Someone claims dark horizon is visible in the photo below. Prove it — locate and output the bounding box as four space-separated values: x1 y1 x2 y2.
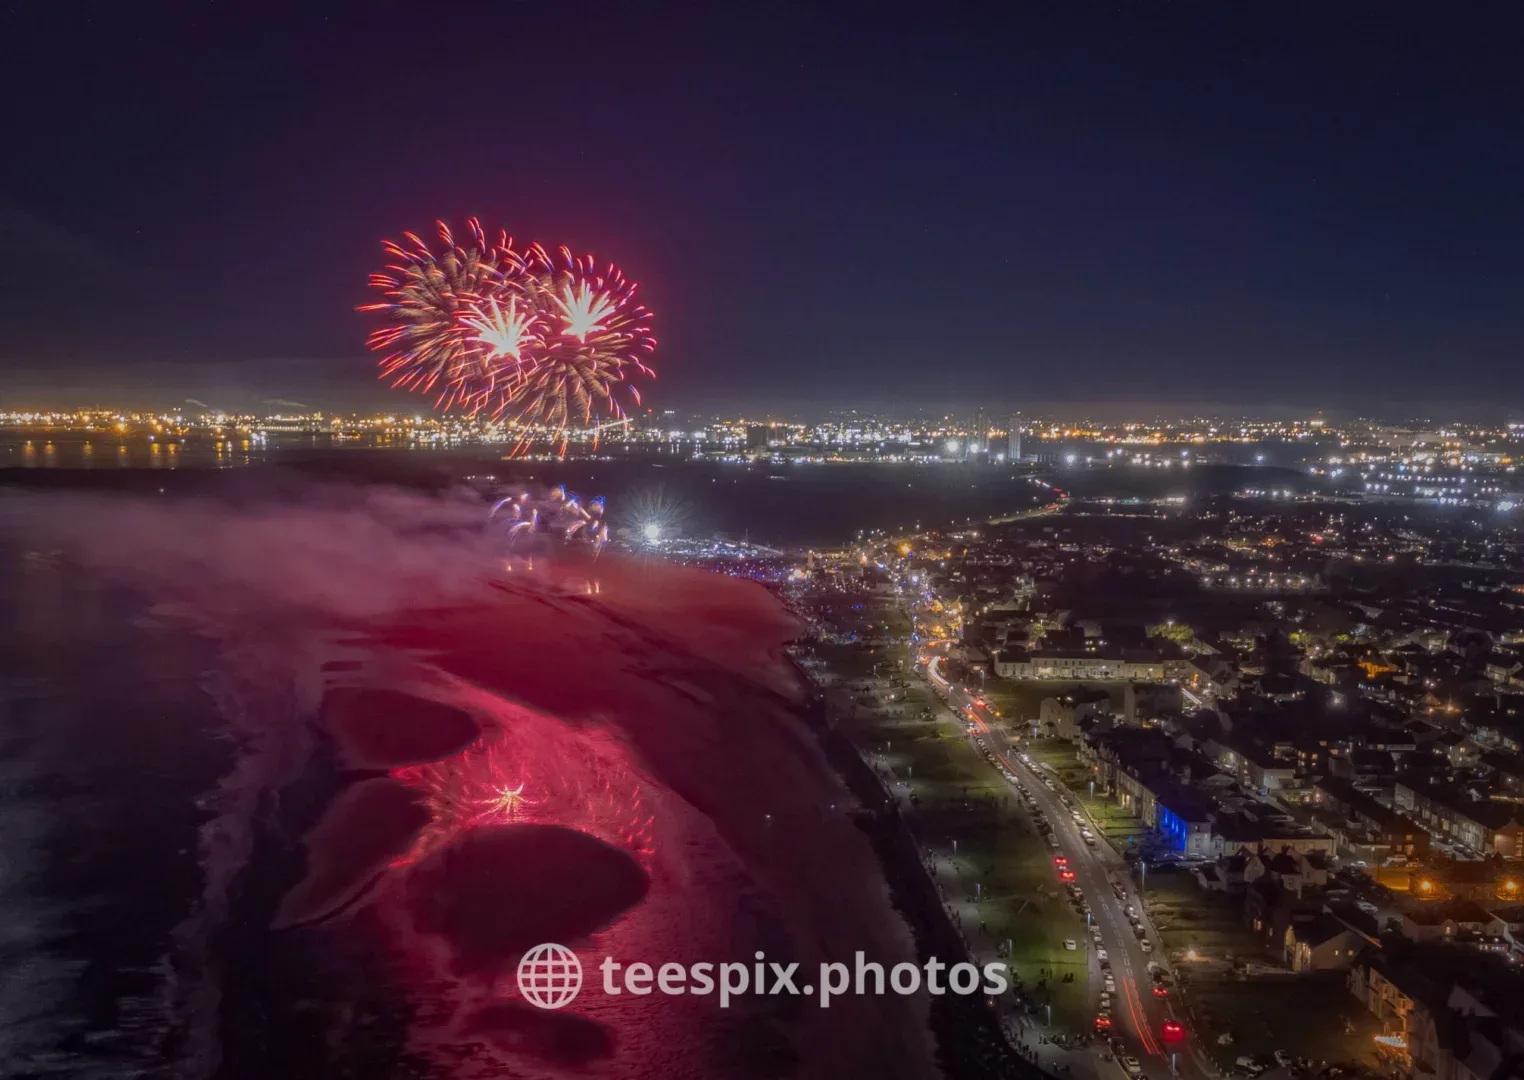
3 3 1523 411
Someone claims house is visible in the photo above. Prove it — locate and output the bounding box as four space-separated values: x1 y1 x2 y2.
1397 781 1524 858
1286 913 1369 972
1207 735 1300 792
1039 690 1113 739
1349 958 1433 1041
1218 847 1266 890
1262 846 1331 895
1313 778 1432 858
1398 900 1496 944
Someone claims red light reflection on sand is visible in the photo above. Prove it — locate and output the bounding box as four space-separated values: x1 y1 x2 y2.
390 722 655 868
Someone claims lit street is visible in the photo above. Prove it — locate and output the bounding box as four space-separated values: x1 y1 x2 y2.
897 572 1211 1080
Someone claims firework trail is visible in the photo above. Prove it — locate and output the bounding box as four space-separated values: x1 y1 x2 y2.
360 220 655 454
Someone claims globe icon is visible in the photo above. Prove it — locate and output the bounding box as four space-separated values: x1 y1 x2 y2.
516 943 583 1009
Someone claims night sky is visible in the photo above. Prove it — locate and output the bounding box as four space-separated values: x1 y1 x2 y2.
2 2 1523 414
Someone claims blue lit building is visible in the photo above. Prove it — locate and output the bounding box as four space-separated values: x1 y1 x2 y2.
1155 796 1214 856
1117 767 1216 856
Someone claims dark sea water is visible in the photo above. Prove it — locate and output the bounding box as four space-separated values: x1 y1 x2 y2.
0 554 229 1076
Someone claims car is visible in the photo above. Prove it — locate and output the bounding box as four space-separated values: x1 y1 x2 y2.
1104 978 1116 992
1099 957 1111 971
1153 985 1168 997
1095 1014 1112 1030
1096 948 1109 962
1356 901 1378 915
1140 939 1153 953
1122 1057 1143 1076
1060 870 1076 882
1084 836 1097 847
1274 1050 1292 1068
1125 905 1136 918
1063 939 1078 951
1054 855 1069 867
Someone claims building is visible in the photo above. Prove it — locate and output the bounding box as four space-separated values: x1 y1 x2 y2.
1286 913 1370 972
1206 736 1299 792
1312 778 1432 859
1396 900 1496 944
1349 958 1430 1047
995 648 1165 681
1396 781 1524 858
1113 772 1216 856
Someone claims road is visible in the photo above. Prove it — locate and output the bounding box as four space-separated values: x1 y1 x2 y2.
921 656 1214 1080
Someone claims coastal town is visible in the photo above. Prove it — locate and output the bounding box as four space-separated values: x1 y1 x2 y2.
792 483 1524 1080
